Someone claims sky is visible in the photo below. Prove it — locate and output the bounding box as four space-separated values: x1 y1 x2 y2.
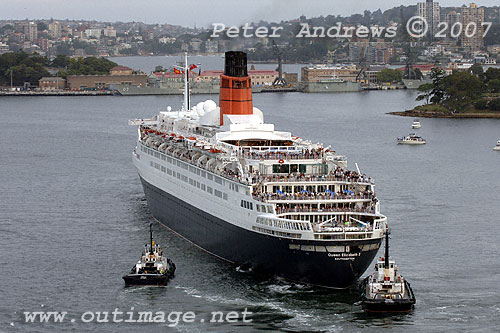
0 0 498 27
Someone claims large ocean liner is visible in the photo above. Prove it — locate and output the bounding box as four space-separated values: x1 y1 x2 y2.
129 51 388 288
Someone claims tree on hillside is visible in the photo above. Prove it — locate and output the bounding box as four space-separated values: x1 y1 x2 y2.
469 63 484 78
488 98 500 111
416 83 433 104
440 71 486 111
429 67 446 104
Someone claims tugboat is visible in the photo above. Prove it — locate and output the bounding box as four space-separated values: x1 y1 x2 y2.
360 230 416 312
397 133 426 145
411 119 421 129
123 223 176 286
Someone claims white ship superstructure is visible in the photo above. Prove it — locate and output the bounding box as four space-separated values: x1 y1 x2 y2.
129 52 387 288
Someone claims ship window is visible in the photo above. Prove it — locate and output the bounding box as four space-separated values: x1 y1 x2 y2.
167 157 172 163
290 164 298 173
299 164 307 173
172 171 176 177
182 175 188 182
161 155 166 161
197 169 201 176
176 160 180 167
201 171 206 178
266 206 273 213
249 202 253 210
207 186 213 194
167 168 172 175
161 166 166 172
214 189 222 198
150 161 154 167
207 174 213 181
177 173 181 179
223 193 228 200
294 186 303 193
214 176 222 185
319 163 328 174
196 181 201 188
182 163 188 170
272 164 289 173
201 184 206 191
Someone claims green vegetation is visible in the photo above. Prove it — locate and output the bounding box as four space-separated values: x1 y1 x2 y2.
56 57 117 78
376 68 402 83
0 52 118 87
0 51 50 86
416 67 500 113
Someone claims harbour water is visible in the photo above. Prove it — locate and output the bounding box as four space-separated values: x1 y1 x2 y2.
1 88 500 332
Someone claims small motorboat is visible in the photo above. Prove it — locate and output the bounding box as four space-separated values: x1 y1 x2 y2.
397 133 426 145
360 230 416 312
493 140 500 151
123 223 176 286
411 119 421 129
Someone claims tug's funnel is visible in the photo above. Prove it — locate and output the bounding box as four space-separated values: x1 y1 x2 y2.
219 51 253 125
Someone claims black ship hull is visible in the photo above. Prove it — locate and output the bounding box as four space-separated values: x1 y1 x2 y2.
361 300 415 312
140 177 381 288
123 274 170 286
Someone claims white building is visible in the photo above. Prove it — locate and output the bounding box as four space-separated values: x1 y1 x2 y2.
0 42 9 54
159 36 176 44
84 28 102 39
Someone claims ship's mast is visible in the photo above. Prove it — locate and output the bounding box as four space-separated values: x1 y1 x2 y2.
150 223 153 254
183 52 190 111
384 228 390 269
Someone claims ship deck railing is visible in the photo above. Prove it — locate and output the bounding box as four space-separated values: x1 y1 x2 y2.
239 150 323 161
253 192 375 203
256 174 374 185
275 207 376 215
254 213 386 240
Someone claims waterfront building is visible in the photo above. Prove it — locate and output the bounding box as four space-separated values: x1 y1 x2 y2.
38 77 66 91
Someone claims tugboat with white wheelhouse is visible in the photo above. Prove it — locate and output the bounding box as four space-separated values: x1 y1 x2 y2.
360 230 415 312
123 223 176 286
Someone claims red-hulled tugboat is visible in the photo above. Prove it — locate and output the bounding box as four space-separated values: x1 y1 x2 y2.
360 230 415 312
123 223 175 286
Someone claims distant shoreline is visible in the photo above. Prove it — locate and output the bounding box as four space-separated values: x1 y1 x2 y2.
388 109 500 119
